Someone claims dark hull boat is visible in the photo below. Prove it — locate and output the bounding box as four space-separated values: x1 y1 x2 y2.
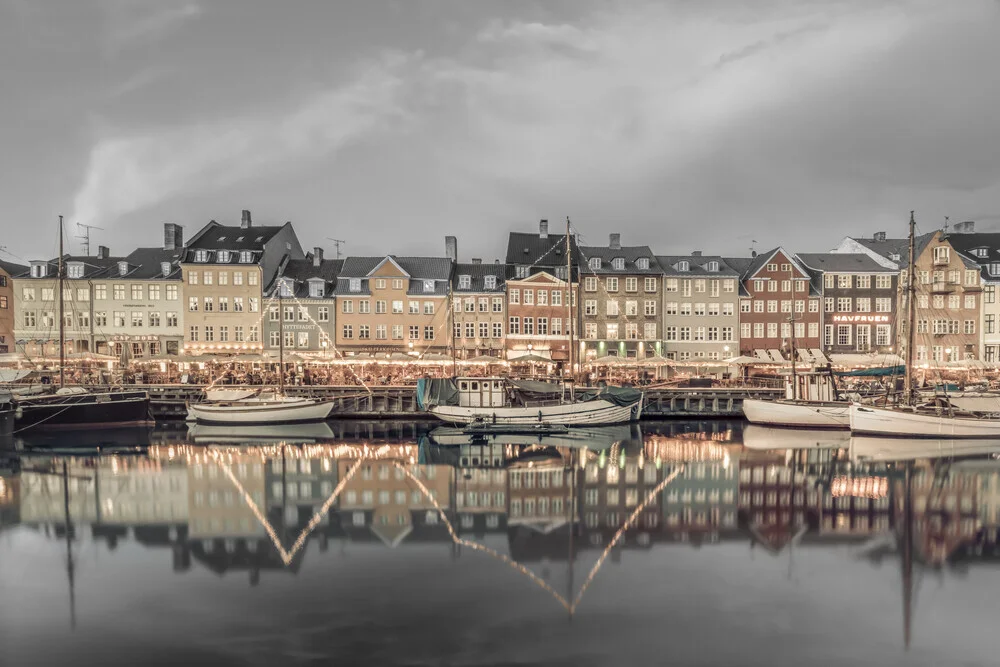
0 394 14 437
15 390 152 432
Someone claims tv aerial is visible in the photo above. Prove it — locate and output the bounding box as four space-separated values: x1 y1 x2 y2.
76 223 104 256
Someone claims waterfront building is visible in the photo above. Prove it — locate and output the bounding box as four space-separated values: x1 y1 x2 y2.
333 249 453 357
187 452 267 540
263 248 342 356
655 253 741 362
941 224 1000 362
503 220 582 364
733 248 823 358
0 259 27 355
451 257 509 360
88 226 186 358
180 210 304 356
14 245 126 357
660 458 738 539
266 451 338 529
508 453 575 534
794 253 899 356
577 235 663 361
835 227 984 362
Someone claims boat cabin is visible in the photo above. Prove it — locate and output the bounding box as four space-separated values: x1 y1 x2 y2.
456 378 508 407
785 370 838 402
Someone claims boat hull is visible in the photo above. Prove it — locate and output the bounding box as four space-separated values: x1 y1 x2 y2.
850 435 1000 461
186 398 335 425
428 397 643 426
15 391 151 431
429 424 636 449
849 404 1000 438
742 398 850 429
742 424 851 450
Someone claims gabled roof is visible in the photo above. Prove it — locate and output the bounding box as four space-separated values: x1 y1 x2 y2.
0 259 28 277
504 231 586 269
795 253 895 274
577 245 661 274
656 255 740 278
741 247 811 280
184 220 286 251
722 257 753 275
452 262 510 293
17 254 127 279
121 247 184 280
847 232 936 265
272 258 344 298
334 256 453 296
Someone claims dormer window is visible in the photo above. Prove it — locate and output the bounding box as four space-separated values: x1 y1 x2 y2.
975 248 989 258
30 263 47 278
217 250 231 263
589 257 602 270
636 258 650 270
278 279 293 297
255 236 264 242
160 262 171 277
349 278 362 292
239 251 253 263
423 279 435 293
308 280 324 298
66 263 84 279
676 261 689 272
890 253 901 262
516 266 529 278
458 275 471 289
612 258 625 271
217 236 227 242
118 261 129 276
555 266 567 280
484 275 497 289
194 250 209 262
706 261 720 272
235 236 244 242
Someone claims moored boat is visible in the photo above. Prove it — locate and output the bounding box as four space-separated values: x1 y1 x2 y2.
849 402 1000 439
185 393 335 425
742 424 851 450
15 388 152 431
420 377 643 427
743 398 850 429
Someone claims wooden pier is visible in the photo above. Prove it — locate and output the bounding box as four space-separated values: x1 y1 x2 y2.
134 384 781 420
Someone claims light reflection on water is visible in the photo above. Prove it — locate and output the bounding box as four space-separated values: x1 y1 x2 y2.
2 420 999 666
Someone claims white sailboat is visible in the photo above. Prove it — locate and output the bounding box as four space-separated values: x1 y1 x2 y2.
185 283 334 425
848 212 1000 439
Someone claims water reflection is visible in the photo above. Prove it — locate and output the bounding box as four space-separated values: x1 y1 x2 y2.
3 420 1000 660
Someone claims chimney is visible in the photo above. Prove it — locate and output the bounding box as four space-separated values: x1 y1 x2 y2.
539 219 549 238
445 235 458 262
312 247 324 268
692 250 702 257
472 258 482 264
873 231 886 242
953 221 975 234
609 233 621 250
163 223 183 251
241 209 252 229
97 245 109 259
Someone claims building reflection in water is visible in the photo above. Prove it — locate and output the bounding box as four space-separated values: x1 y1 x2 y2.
5 422 1000 645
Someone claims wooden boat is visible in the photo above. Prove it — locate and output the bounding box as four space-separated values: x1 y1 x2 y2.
743 397 849 429
850 434 1000 461
186 391 334 425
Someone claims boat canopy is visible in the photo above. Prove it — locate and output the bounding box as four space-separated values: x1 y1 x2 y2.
416 378 461 410
417 377 642 409
835 365 905 377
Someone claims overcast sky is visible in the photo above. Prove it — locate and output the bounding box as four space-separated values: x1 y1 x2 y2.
2 0 1000 264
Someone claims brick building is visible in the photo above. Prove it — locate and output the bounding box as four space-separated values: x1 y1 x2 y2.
452 259 509 359
734 248 822 358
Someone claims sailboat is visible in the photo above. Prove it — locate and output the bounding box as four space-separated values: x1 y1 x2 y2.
423 218 644 427
15 217 152 432
849 212 1000 438
185 281 335 425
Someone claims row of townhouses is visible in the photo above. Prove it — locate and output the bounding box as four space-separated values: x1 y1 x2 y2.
1 213 997 365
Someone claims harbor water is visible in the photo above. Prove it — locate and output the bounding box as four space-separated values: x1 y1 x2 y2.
1 420 998 667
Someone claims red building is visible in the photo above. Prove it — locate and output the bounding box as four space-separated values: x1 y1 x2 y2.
734 248 823 357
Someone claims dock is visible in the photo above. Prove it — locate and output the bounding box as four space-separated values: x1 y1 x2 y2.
132 384 781 420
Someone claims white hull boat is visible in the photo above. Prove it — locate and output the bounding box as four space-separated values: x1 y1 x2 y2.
186 395 335 425
187 421 336 444
849 404 1000 439
742 424 851 450
429 398 642 427
742 398 850 429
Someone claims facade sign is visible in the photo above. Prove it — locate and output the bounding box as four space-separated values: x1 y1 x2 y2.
831 315 890 323
109 334 162 342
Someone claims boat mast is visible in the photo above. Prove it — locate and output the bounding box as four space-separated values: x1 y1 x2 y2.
278 282 285 395
788 263 798 400
566 217 575 401
62 461 77 629
58 215 65 388
448 277 457 377
904 212 917 406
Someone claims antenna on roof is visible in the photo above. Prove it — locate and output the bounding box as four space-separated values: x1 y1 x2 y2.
75 222 104 256
326 238 345 259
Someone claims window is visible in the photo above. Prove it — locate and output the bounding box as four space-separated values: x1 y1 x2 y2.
965 294 976 309
589 257 602 270
342 324 353 339
933 246 950 264
458 275 471 289
767 322 777 338
876 275 892 289
204 326 214 342
644 300 656 316
607 301 619 317
422 279 435 293
112 284 125 300
188 296 198 312
965 270 979 286
665 278 678 292
203 271 213 285
644 277 657 292
856 298 871 312
484 275 497 289
508 288 520 305
359 325 370 339
203 297 213 312
876 324 891 346
837 274 852 289
424 326 435 340
965 320 976 335
625 277 637 292
837 297 852 312
606 323 619 339
218 297 229 312
644 323 657 339
585 322 598 339
349 278 361 292
376 325 387 340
